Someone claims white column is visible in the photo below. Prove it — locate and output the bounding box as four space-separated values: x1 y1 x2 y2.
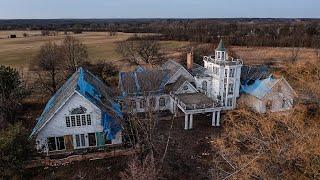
189 114 193 129
184 114 189 130
216 111 221 126
212 111 216 126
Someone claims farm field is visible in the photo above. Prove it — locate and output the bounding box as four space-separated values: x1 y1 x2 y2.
0 31 189 70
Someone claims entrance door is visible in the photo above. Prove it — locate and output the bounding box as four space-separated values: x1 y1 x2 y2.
88 133 97 147
74 134 86 148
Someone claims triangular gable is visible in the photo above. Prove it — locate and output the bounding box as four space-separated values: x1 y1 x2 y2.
31 68 122 140
176 81 198 94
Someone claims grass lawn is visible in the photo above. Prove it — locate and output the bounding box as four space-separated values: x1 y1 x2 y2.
0 31 189 69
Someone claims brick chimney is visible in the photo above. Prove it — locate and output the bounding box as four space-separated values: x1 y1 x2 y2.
187 50 194 70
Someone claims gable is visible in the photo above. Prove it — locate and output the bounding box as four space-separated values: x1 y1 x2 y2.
37 92 102 138
175 81 198 94
263 78 296 100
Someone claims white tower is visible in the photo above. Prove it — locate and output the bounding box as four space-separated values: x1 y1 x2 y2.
202 40 243 109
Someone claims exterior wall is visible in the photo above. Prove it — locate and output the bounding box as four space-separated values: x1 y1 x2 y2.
240 80 295 113
125 94 172 113
36 92 122 153
261 81 294 113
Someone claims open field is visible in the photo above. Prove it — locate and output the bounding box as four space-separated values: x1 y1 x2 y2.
0 31 189 70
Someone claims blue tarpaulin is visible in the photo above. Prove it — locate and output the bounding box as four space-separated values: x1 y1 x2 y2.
241 75 280 100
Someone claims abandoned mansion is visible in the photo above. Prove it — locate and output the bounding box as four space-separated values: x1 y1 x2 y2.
32 40 296 153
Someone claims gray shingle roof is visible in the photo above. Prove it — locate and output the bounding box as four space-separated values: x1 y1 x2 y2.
216 39 226 51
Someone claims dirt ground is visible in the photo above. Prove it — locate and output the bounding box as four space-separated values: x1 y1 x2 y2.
153 114 222 179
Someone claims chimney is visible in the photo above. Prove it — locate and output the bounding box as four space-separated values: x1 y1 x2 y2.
187 50 194 70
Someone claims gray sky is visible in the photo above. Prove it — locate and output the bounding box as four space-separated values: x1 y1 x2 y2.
0 0 319 19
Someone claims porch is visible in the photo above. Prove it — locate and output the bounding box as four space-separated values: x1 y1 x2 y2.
170 93 222 130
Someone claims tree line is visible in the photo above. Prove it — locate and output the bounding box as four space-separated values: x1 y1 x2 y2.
1 19 320 48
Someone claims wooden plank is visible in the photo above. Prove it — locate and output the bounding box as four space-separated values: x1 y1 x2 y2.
64 135 74 151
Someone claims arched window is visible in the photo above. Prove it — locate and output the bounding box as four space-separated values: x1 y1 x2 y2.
202 81 208 91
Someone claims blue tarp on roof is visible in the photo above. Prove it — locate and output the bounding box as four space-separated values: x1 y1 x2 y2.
241 75 280 100
31 67 122 141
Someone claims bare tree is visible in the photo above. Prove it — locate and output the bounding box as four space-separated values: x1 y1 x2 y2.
61 36 88 72
32 41 64 95
117 40 163 66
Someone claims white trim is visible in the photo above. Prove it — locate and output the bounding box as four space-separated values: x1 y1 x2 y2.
33 91 76 136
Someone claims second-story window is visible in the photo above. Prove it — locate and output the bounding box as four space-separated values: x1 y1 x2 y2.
229 68 235 78
228 84 234 94
66 114 92 127
159 97 166 107
202 81 208 91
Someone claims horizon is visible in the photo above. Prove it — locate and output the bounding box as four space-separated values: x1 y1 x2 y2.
1 0 320 19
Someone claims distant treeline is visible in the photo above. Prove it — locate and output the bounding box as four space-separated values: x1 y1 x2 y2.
1 18 320 48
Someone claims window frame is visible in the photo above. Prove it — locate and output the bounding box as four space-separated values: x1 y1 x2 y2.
159 97 166 107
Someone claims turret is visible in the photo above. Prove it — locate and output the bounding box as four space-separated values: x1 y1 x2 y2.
215 39 226 61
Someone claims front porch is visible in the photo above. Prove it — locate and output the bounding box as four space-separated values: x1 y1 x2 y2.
170 93 222 130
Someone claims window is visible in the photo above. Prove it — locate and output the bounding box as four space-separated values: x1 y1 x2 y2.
87 115 91 125
140 99 146 108
130 100 136 109
66 114 91 127
71 116 76 127
227 98 233 107
47 137 56 151
80 134 86 146
229 68 235 78
159 97 166 107
217 52 221 59
47 137 65 151
75 135 81 147
202 81 208 91
56 137 65 150
65 117 70 127
282 98 287 108
149 97 156 107
183 85 188 90
81 115 86 125
88 133 96 147
76 115 81 126
228 84 234 94
225 69 228 77
222 52 225 59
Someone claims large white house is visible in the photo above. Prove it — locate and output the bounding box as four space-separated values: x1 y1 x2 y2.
31 68 123 153
119 40 243 129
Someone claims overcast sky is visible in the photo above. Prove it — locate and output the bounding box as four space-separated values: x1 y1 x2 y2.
0 0 319 19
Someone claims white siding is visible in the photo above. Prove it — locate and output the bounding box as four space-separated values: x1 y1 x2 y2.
36 92 122 152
